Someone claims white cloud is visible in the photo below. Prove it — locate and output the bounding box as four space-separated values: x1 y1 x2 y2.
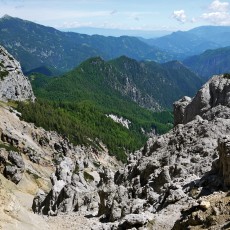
209 0 229 12
202 11 230 25
172 10 187 23
190 17 197 23
202 0 230 25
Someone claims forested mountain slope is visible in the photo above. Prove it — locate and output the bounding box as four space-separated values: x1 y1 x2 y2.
183 46 230 79
0 15 169 73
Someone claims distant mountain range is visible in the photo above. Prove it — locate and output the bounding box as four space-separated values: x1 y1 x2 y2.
1 15 229 80
0 15 171 73
183 46 230 79
61 27 171 38
142 26 230 59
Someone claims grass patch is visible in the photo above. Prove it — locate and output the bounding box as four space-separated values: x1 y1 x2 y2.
26 169 41 180
0 142 19 153
93 161 100 168
73 164 80 174
223 73 230 79
0 70 9 80
84 171 94 182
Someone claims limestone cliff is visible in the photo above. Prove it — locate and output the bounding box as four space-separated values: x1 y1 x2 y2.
0 45 35 102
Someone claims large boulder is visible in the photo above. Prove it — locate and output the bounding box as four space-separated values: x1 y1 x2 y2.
3 151 25 184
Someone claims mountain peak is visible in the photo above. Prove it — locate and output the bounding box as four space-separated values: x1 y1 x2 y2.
1 14 12 19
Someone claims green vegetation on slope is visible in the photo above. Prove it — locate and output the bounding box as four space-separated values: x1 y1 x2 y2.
16 56 177 162
17 99 173 162
183 47 230 79
109 56 203 108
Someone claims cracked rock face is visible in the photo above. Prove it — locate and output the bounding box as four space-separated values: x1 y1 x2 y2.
0 45 35 102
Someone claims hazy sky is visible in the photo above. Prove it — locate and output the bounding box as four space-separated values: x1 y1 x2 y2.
0 0 230 32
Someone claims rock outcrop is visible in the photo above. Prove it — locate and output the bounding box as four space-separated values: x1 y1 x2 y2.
217 136 230 187
174 74 230 125
33 156 100 216
3 151 25 184
0 45 35 101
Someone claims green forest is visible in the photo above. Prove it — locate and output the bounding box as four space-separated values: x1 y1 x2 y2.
17 57 175 162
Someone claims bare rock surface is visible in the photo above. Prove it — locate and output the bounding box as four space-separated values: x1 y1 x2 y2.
0 45 35 102
174 74 230 125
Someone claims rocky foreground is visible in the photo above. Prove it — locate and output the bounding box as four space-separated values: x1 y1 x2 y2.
1 44 230 229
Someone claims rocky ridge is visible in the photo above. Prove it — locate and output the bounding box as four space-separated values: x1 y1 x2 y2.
0 45 35 102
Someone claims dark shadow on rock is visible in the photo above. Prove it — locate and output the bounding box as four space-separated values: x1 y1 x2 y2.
221 222 230 229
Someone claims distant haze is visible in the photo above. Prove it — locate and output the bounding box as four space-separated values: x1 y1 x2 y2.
60 27 172 38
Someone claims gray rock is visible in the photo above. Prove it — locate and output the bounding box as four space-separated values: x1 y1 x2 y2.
118 214 148 229
3 151 25 184
216 136 230 186
0 45 35 102
4 165 23 184
8 151 25 168
33 157 100 216
174 75 230 125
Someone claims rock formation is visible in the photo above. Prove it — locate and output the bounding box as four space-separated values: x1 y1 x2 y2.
0 45 35 102
174 74 230 125
217 136 230 187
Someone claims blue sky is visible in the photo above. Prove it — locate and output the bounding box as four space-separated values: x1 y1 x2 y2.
0 0 230 33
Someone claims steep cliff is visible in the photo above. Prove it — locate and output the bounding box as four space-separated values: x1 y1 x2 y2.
0 45 35 102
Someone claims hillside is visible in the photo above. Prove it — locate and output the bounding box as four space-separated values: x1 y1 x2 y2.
0 15 169 73
31 56 202 110
183 46 230 79
23 56 181 161
109 57 203 108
